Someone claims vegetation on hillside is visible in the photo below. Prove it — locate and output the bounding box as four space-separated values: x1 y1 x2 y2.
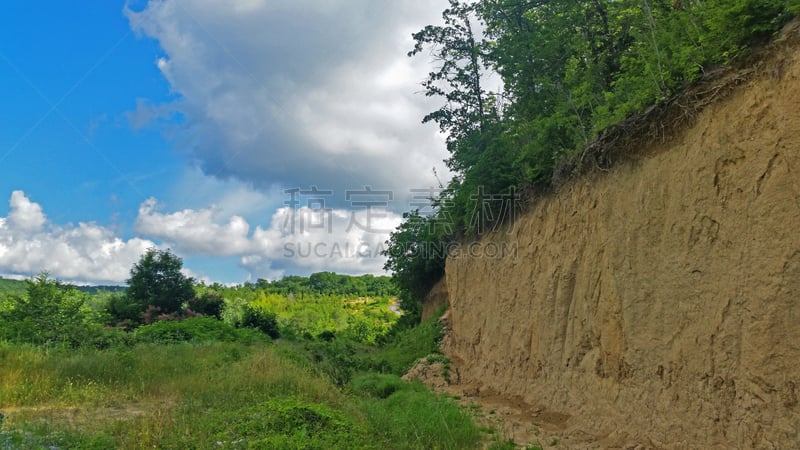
0 250 402 348
0 337 485 449
385 0 800 313
0 251 517 448
2 3 797 447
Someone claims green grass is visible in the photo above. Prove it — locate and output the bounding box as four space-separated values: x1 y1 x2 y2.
0 338 483 449
360 382 482 449
365 314 445 375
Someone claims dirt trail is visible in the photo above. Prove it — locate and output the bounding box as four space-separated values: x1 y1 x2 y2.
406 325 602 449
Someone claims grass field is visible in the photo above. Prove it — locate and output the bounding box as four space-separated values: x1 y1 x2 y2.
0 331 490 449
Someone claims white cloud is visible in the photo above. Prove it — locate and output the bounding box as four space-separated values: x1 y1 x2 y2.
245 205 402 278
8 190 46 232
125 0 451 205
0 191 156 284
134 197 403 280
165 166 280 219
0 191 401 284
135 197 253 256
6 2 456 283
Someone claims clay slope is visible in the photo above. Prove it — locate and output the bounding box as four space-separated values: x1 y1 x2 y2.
440 25 800 449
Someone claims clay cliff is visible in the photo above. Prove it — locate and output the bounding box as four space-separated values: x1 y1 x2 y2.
438 24 800 449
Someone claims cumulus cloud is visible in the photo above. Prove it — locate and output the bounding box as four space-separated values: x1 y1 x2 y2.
135 198 253 256
244 205 403 278
8 191 46 232
0 191 155 284
0 190 401 284
135 197 403 279
125 0 450 206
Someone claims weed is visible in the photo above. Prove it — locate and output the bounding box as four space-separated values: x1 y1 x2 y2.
349 373 405 399
488 438 518 450
0 338 481 449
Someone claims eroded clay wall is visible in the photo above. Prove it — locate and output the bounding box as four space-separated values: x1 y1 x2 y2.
442 32 800 449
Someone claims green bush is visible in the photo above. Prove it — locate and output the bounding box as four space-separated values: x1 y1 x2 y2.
241 306 281 339
104 292 141 328
193 396 367 449
0 274 100 347
188 291 224 318
366 315 444 375
349 373 405 399
134 316 261 344
306 338 361 387
81 326 135 350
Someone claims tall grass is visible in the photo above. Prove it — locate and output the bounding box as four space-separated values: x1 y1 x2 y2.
0 338 483 449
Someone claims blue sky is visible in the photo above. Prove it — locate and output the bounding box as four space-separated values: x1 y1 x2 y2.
1 1 175 221
0 1 450 285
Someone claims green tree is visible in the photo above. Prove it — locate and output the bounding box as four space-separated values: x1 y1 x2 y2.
0 273 92 345
383 211 447 319
409 0 499 173
388 0 798 322
125 248 195 320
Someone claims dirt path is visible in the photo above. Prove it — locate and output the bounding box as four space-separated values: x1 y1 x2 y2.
403 359 614 449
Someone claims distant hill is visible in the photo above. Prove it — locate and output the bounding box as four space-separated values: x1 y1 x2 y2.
0 277 26 296
75 285 126 294
0 277 125 296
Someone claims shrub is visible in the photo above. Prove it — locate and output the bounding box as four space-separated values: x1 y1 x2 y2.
207 397 363 449
104 293 142 328
0 274 99 347
188 292 224 319
306 338 361 387
240 306 281 339
134 317 260 344
366 315 444 375
349 373 405 399
124 248 195 322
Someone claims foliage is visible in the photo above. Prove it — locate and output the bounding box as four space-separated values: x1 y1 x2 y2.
349 373 405 399
252 272 397 297
0 274 98 347
133 316 263 344
211 397 363 449
240 306 281 339
386 0 800 317
366 314 445 375
306 313 445 386
409 0 499 168
187 291 224 319
307 337 360 387
121 248 195 323
0 277 26 296
383 211 447 317
104 292 143 328
214 282 399 343
0 340 483 449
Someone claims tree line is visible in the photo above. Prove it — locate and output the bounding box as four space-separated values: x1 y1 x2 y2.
0 249 399 347
385 0 800 315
